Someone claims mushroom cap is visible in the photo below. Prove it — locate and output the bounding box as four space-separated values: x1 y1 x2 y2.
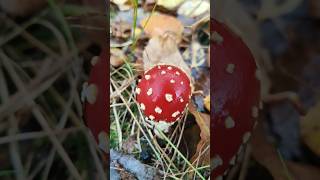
136 64 191 123
83 50 108 144
211 19 260 178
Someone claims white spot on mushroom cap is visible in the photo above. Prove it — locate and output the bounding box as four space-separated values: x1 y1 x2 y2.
252 106 259 118
211 155 223 170
212 31 224 44
167 66 172 70
170 79 175 83
140 103 145 110
225 116 235 129
149 115 155 120
155 107 162 114
145 74 151 80
161 70 166 75
226 64 235 74
90 56 99 66
82 83 98 104
180 98 184 103
229 156 236 165
135 87 141 95
175 71 180 75
180 81 184 85
165 94 173 102
171 111 180 118
147 88 153 96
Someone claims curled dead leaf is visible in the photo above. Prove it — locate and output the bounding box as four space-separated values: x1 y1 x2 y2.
177 0 210 18
142 34 191 78
188 103 210 170
140 13 184 43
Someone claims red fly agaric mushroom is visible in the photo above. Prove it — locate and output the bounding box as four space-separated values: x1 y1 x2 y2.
211 19 261 179
82 49 108 153
136 64 191 133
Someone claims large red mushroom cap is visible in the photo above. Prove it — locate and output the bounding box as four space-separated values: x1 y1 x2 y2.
136 64 191 124
211 19 261 179
82 50 108 152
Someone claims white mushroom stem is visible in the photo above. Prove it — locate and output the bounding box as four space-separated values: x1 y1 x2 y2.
145 119 175 138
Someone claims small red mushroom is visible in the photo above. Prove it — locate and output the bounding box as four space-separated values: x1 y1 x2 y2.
211 19 261 179
82 49 108 153
136 64 192 132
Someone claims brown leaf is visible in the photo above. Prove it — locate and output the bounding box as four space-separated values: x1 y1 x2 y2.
140 14 184 43
189 103 209 141
188 103 210 167
142 34 191 78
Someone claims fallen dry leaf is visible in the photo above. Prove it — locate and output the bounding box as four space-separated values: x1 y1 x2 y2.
177 0 210 18
142 34 191 77
188 103 210 166
301 101 320 156
140 13 184 43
